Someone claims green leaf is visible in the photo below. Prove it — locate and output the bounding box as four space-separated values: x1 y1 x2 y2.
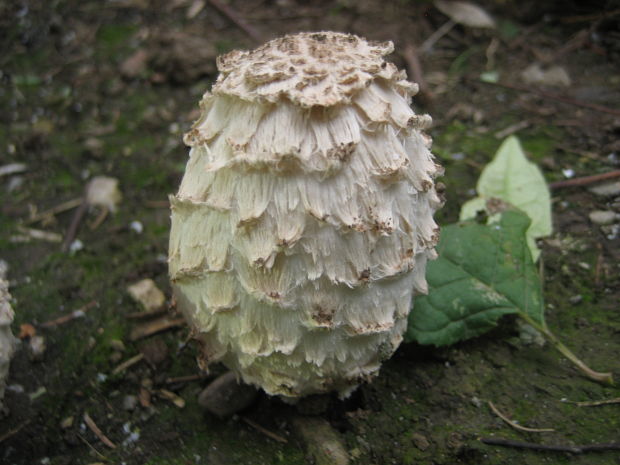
405 210 545 346
460 136 552 261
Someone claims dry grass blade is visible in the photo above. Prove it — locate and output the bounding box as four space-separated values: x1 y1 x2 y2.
242 417 288 444
575 397 620 407
488 401 554 433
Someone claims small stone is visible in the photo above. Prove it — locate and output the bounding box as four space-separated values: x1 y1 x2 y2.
129 220 143 234
123 394 138 411
293 416 350 465
569 294 583 305
589 181 620 197
198 371 258 418
470 396 482 408
411 432 430 451
29 335 46 360
127 279 165 312
60 416 74 429
109 339 126 352
589 210 618 225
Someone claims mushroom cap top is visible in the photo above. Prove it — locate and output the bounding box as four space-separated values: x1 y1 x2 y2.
213 31 416 107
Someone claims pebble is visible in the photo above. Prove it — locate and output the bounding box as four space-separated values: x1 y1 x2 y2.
123 395 138 411
29 335 46 360
411 432 430 451
198 371 258 417
293 416 350 465
127 279 165 312
589 181 620 197
589 210 618 225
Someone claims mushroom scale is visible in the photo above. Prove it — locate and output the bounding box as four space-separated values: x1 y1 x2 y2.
169 32 443 398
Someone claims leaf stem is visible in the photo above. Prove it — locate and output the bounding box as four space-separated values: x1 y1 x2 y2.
519 314 614 385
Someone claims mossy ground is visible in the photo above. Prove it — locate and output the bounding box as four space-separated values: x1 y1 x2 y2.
1 1 619 464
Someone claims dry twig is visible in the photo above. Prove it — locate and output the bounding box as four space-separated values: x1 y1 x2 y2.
130 316 185 341
0 420 30 444
208 0 263 43
83 412 116 449
62 199 88 252
549 170 620 189
575 397 620 407
473 78 620 117
40 301 97 328
480 437 620 454
488 401 554 433
112 353 145 375
241 416 288 444
25 197 83 224
402 43 434 104
164 374 209 385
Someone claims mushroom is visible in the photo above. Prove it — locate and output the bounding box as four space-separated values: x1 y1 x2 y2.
0 261 16 408
169 32 444 398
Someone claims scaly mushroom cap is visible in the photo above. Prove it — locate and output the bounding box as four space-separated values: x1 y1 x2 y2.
169 32 443 398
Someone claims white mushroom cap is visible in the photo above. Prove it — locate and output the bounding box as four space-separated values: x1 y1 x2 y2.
211 32 417 108
170 32 443 398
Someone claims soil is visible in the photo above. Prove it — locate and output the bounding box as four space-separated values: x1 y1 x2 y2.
1 1 619 464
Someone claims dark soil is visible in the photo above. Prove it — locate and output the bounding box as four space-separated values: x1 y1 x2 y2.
1 1 619 464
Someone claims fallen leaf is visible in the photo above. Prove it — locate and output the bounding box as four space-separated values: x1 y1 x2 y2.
434 0 495 28
406 210 544 346
19 323 36 339
460 136 552 261
86 176 122 213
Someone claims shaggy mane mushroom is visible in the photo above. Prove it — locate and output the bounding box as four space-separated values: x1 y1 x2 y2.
169 31 443 398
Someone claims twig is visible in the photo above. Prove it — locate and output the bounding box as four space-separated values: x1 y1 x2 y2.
126 308 168 319
13 226 62 243
241 416 288 444
594 243 604 286
208 0 263 43
420 20 456 53
83 412 116 449
164 374 209 385
488 401 554 433
480 437 620 454
549 170 620 189
25 197 83 224
129 316 185 341
62 198 88 252
89 206 109 230
111 353 145 375
575 397 620 407
494 121 530 139
0 420 30 443
144 200 170 208
156 389 186 408
473 78 620 117
402 43 434 104
40 301 97 328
